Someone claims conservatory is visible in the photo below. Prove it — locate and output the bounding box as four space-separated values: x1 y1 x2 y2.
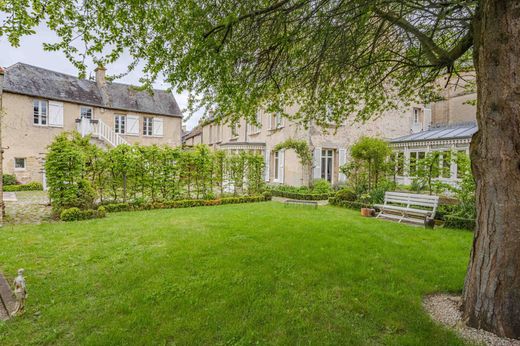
389 123 477 186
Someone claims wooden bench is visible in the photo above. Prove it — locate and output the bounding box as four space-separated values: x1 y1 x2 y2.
284 199 318 208
374 192 439 225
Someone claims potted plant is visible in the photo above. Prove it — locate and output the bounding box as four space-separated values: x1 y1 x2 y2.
359 193 375 217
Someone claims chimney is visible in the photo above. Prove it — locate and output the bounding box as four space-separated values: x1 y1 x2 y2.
95 65 106 88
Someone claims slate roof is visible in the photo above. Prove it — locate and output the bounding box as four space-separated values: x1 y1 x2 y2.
182 125 203 141
390 123 478 143
3 63 182 118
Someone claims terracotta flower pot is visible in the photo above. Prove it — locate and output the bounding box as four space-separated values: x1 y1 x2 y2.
361 207 375 217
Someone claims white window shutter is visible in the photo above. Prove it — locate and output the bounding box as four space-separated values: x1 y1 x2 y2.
48 101 64 127
153 118 164 136
264 149 271 182
313 147 322 179
127 115 139 135
338 149 347 182
279 149 285 184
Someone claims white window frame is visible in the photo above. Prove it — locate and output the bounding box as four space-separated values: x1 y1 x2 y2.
80 106 93 119
274 151 284 183
270 112 284 130
114 114 126 134
14 158 26 171
230 123 239 140
143 117 153 136
33 99 48 126
321 149 334 183
413 108 420 124
248 114 262 135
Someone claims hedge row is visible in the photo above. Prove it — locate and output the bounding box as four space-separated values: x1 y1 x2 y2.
61 206 107 221
3 182 44 192
328 197 370 211
271 189 332 201
443 215 475 230
102 195 270 213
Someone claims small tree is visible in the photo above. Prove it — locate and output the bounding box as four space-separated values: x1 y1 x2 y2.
348 137 391 191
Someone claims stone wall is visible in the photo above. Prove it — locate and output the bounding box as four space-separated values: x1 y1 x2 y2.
2 92 182 183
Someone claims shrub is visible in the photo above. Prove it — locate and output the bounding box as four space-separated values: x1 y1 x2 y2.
270 189 331 200
311 179 332 194
328 197 369 210
3 174 17 186
335 188 357 201
3 182 44 192
444 215 475 230
60 206 107 221
262 190 272 201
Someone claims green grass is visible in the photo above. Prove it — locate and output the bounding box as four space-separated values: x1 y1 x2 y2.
0 202 472 345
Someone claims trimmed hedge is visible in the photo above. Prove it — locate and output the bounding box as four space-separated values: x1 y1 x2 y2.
328 197 370 211
103 195 269 213
271 189 331 201
443 215 475 230
3 182 44 192
61 206 107 221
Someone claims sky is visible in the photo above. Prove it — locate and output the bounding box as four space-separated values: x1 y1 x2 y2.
0 25 202 131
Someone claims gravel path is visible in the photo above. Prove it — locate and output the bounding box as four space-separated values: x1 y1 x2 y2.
423 294 520 346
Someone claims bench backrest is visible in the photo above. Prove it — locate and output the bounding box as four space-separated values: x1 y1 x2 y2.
384 191 439 210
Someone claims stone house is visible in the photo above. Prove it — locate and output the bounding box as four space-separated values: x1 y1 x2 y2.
183 104 424 187
0 63 183 184
389 76 477 186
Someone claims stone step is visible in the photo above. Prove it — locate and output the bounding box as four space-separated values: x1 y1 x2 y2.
0 273 15 320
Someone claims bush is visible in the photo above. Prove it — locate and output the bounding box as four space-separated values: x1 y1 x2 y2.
262 190 272 201
270 189 331 200
311 179 332 194
335 188 357 201
328 197 370 210
60 206 107 221
102 195 268 214
444 215 475 230
3 174 17 186
3 182 44 191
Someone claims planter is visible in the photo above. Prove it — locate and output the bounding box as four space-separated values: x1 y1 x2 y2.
424 217 436 229
361 208 375 217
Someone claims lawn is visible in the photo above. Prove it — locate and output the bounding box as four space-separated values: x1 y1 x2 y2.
0 202 472 345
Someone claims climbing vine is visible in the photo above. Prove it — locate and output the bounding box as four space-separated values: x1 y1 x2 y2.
273 139 313 165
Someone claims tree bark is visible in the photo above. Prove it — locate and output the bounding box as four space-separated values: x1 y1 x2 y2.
463 0 520 339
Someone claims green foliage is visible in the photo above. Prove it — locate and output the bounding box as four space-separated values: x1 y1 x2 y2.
273 139 313 165
335 188 357 202
328 197 370 210
3 182 43 192
60 206 107 222
102 195 268 213
310 179 332 194
342 137 392 193
412 152 450 195
45 135 266 210
449 152 476 220
0 1 474 129
444 215 475 230
2 174 17 186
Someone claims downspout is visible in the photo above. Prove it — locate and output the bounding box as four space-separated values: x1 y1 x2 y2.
0 67 5 227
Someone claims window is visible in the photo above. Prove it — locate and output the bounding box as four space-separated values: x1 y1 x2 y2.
114 115 126 134
248 114 261 134
270 112 283 129
413 108 420 124
274 151 280 181
395 152 404 176
321 149 334 182
441 151 452 178
231 123 239 139
14 158 26 170
33 99 48 125
80 106 93 119
409 151 426 176
143 117 153 136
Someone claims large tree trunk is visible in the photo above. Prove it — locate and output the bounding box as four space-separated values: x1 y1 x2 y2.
462 0 520 339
